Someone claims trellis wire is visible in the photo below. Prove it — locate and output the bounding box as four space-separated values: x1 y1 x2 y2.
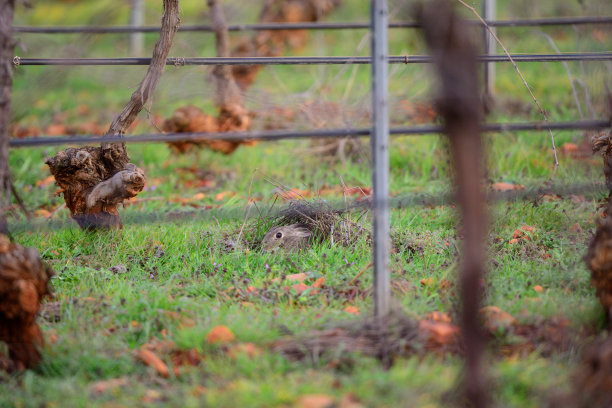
9 119 610 148
12 16 612 34
13 52 612 66
7 182 607 233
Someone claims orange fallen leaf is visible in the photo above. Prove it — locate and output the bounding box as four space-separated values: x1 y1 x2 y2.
215 191 235 201
419 320 460 347
34 209 51 218
560 142 578 155
480 306 517 333
35 175 55 188
295 394 336 408
291 282 311 295
420 278 435 286
136 348 169 378
277 188 311 201
511 226 536 243
533 285 544 293
439 279 453 290
170 348 202 376
425 311 451 323
541 194 562 202
47 329 58 344
89 378 129 395
344 306 361 315
286 273 308 282
312 277 326 288
491 182 525 192
45 123 68 136
226 342 261 359
206 326 235 344
344 186 371 197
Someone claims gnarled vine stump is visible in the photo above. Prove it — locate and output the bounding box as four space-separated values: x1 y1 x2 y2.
586 200 612 322
45 146 145 228
45 0 180 229
0 235 54 370
164 0 254 154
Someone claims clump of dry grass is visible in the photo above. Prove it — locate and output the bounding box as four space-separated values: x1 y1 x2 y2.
272 199 369 248
273 311 420 367
224 185 371 252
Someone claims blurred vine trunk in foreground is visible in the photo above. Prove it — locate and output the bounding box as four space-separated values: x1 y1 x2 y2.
0 0 15 234
45 0 180 229
417 0 489 406
0 1 54 373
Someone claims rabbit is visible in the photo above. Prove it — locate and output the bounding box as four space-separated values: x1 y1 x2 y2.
261 223 313 252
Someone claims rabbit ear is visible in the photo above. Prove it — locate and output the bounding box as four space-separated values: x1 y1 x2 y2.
292 227 313 238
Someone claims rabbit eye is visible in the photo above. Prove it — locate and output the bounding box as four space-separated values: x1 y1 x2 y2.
275 232 283 239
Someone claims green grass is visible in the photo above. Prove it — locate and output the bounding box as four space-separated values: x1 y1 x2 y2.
3 0 612 406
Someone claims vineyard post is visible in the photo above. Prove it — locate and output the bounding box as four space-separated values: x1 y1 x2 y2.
370 0 390 318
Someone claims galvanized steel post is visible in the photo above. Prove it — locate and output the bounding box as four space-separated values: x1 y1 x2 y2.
129 0 145 57
370 0 390 318
483 0 496 97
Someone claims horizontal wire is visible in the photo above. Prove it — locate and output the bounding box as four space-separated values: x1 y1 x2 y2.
12 16 612 34
9 120 610 148
7 182 607 233
13 52 612 66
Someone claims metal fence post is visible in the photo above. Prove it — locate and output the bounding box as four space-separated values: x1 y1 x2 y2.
129 0 145 57
483 0 496 97
370 0 390 318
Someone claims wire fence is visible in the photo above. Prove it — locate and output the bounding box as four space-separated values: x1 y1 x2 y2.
13 52 612 66
6 6 612 232
7 181 607 233
9 119 610 147
5 1 612 405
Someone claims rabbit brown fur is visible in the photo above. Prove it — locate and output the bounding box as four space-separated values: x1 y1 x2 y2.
262 223 312 252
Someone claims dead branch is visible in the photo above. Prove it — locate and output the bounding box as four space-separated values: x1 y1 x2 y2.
45 0 180 229
417 1 488 407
